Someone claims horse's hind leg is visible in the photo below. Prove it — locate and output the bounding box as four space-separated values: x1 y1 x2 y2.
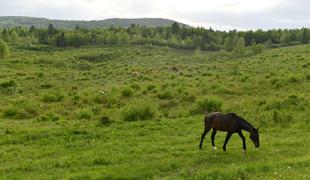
199 126 211 149
211 129 217 150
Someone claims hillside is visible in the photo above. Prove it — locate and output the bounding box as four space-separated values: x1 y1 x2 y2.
0 44 309 179
0 16 188 29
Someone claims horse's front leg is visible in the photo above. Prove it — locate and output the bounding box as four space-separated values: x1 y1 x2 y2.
237 130 246 152
223 132 232 151
211 129 217 150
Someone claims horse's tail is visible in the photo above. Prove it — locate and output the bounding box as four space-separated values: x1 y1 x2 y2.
204 112 210 127
204 112 216 129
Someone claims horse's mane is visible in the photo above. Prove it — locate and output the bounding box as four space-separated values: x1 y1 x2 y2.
236 115 255 132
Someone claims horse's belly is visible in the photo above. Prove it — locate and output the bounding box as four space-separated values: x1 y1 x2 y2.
211 122 229 131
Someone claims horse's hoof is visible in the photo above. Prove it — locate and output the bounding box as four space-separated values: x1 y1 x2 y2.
212 146 217 150
242 149 246 153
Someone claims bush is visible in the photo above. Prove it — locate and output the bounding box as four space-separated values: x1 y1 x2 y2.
3 98 39 119
42 92 64 102
272 111 293 125
76 108 93 120
97 116 111 126
121 87 134 98
192 96 222 114
0 80 16 89
38 111 60 122
93 92 118 108
157 89 173 100
122 102 157 121
0 39 10 59
0 80 17 94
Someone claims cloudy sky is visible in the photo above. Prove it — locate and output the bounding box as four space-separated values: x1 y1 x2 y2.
0 0 309 30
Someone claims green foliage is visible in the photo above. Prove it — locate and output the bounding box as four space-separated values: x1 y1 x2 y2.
233 37 246 56
76 108 93 120
121 87 134 98
194 47 203 60
3 98 39 119
42 92 64 102
122 102 157 121
250 42 263 55
38 111 60 122
280 33 291 44
171 22 180 34
0 44 310 179
0 39 9 59
224 37 234 51
1 19 310 51
192 96 222 114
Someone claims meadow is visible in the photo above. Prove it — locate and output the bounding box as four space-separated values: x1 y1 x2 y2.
0 44 309 179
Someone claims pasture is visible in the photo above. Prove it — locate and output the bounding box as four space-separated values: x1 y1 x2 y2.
0 44 309 179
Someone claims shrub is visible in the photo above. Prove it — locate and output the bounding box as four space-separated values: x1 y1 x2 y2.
3 98 39 119
42 92 64 102
130 83 141 90
272 111 293 125
93 93 118 108
306 74 310 81
76 108 93 120
147 84 156 91
0 39 10 59
192 96 222 114
0 80 16 89
122 102 157 121
121 87 134 98
97 116 111 126
38 111 60 122
157 89 173 100
0 80 17 94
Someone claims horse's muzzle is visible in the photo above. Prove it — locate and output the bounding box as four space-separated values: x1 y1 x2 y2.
255 144 260 148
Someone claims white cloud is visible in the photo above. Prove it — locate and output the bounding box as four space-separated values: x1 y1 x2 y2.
0 0 309 30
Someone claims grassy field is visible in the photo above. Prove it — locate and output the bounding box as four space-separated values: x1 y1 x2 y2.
0 44 309 179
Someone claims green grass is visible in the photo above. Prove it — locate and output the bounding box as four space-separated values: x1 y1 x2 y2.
0 44 309 179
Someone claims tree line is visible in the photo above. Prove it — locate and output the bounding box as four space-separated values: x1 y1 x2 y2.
1 22 310 57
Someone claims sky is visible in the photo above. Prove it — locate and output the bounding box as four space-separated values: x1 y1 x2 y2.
0 0 309 30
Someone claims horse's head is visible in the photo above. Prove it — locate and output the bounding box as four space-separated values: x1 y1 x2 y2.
250 127 260 147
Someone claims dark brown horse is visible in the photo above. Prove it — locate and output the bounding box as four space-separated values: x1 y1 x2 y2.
199 112 260 152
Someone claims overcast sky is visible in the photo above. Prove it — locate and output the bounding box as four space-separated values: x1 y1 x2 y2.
0 0 309 30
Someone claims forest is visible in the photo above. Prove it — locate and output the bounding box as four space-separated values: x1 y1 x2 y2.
1 22 310 54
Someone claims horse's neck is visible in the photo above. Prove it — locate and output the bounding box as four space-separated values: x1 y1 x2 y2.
239 118 253 132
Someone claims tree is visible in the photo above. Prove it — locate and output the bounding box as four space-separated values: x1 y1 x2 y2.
55 32 66 47
10 31 19 44
48 24 56 35
1 29 11 42
224 37 233 51
195 46 203 60
265 39 273 48
0 39 10 59
171 22 181 34
233 37 246 56
192 35 204 49
250 42 263 55
299 28 309 44
280 33 291 44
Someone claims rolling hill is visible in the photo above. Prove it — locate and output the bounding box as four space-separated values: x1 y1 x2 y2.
0 16 188 29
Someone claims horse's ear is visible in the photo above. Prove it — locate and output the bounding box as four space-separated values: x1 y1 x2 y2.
257 127 259 131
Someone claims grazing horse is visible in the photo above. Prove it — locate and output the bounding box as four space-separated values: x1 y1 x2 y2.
199 112 260 152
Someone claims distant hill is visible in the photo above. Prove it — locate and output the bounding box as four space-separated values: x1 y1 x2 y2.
0 16 189 29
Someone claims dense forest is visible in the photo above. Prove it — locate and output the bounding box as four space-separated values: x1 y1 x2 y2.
1 22 310 55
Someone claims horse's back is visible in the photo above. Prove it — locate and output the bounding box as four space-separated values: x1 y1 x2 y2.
205 112 240 132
